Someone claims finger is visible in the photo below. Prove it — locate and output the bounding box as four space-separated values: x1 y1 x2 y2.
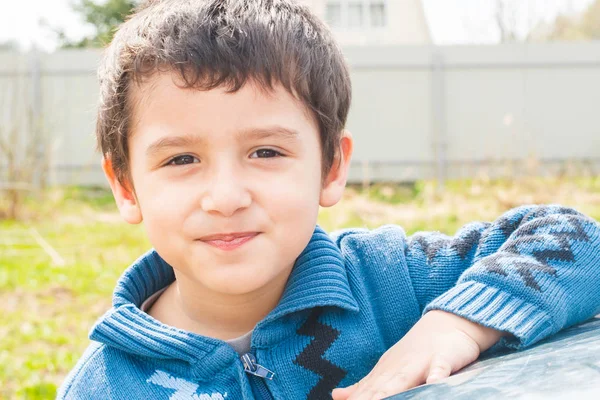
359 370 425 400
346 375 376 400
332 384 357 400
345 367 383 400
426 355 453 384
348 370 418 400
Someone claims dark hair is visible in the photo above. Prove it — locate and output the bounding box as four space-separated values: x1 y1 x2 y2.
97 0 352 184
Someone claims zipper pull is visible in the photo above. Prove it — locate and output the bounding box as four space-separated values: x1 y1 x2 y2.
241 353 275 380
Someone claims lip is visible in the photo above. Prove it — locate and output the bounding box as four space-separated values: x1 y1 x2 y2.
197 232 259 251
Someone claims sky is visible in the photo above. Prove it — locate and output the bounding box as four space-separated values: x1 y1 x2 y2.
0 0 596 51
423 0 595 44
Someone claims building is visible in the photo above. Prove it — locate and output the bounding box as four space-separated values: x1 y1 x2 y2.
300 0 431 45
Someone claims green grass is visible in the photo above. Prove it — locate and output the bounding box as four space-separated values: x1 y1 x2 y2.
1 178 599 399
0 188 150 399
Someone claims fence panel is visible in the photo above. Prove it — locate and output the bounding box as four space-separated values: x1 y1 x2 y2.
1 43 599 186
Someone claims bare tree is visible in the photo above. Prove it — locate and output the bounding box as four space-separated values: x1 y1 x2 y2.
460 0 541 44
545 0 600 41
495 0 520 42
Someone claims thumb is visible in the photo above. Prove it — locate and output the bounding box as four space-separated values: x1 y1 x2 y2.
426 355 453 384
331 383 358 400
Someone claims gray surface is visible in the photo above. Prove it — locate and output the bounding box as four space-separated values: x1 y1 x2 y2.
390 317 600 399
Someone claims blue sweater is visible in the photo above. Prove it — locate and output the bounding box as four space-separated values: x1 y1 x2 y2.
57 205 600 399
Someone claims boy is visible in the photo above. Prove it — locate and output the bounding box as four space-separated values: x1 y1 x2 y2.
58 1 600 399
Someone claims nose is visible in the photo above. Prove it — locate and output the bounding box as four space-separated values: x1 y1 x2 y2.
200 163 252 217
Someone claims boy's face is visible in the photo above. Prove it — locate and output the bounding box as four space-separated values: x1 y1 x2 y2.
104 72 352 296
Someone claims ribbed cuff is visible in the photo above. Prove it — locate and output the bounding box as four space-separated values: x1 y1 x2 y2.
423 281 556 349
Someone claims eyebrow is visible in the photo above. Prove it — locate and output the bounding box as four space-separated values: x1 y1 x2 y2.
145 135 206 158
145 126 299 157
236 126 300 141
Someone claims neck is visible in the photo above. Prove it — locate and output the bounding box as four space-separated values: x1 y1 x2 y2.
155 268 290 340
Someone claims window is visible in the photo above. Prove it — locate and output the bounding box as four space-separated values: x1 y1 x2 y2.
325 2 342 28
370 2 386 28
324 1 388 30
347 2 364 28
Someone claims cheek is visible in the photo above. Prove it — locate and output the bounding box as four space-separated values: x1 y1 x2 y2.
255 162 322 221
134 175 195 243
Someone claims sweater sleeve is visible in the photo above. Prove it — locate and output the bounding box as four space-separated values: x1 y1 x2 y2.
405 204 600 348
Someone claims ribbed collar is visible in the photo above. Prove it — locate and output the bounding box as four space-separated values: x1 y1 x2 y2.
89 226 359 369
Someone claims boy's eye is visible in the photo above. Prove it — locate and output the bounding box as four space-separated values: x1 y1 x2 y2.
166 155 199 166
250 149 282 158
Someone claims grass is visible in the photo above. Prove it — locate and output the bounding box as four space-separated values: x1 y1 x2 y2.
1 177 599 399
0 187 150 399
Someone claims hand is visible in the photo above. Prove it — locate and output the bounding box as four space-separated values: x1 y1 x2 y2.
331 310 505 400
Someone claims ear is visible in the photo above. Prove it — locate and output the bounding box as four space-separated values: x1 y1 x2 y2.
102 157 143 224
320 130 354 208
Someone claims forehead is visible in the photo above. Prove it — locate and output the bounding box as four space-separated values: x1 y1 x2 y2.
127 71 318 143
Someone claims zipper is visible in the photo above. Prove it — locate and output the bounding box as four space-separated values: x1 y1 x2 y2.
241 352 275 400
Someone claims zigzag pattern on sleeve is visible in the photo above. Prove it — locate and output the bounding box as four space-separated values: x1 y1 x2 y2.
408 205 600 348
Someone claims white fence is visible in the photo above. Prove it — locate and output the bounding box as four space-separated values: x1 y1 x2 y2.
1 43 600 186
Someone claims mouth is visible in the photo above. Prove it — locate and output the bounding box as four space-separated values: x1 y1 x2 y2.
197 232 260 251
